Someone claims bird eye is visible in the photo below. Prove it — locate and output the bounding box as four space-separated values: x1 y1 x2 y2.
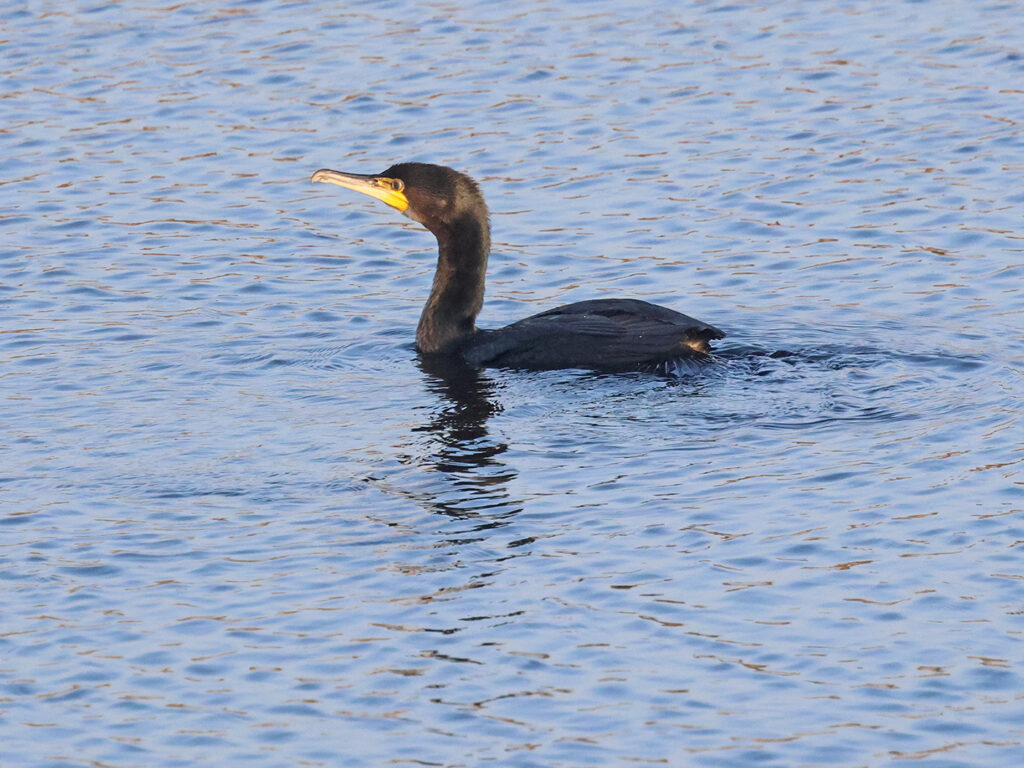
390 179 404 192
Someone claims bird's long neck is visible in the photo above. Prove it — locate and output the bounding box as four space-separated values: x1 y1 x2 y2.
417 211 490 354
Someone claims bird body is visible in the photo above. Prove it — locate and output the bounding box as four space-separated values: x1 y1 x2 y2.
311 162 724 372
459 299 722 371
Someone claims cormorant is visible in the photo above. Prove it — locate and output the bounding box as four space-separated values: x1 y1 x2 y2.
311 163 724 371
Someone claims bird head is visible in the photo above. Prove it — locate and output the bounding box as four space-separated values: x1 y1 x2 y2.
312 162 487 236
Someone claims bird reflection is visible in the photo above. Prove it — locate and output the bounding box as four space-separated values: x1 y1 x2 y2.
412 354 521 530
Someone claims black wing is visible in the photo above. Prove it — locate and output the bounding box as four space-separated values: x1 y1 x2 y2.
461 298 725 371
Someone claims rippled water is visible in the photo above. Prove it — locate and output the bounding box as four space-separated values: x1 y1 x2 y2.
3 1 1023 766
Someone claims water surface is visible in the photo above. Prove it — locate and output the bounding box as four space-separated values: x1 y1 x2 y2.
2 1 1023 766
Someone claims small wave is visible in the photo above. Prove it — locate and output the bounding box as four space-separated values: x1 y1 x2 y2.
683 324 997 430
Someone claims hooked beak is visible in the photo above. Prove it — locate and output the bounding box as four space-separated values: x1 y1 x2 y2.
311 169 409 212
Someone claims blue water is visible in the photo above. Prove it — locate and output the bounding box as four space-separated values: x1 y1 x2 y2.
2 1 1023 766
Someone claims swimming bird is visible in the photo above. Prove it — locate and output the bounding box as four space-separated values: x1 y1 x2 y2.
311 162 724 372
